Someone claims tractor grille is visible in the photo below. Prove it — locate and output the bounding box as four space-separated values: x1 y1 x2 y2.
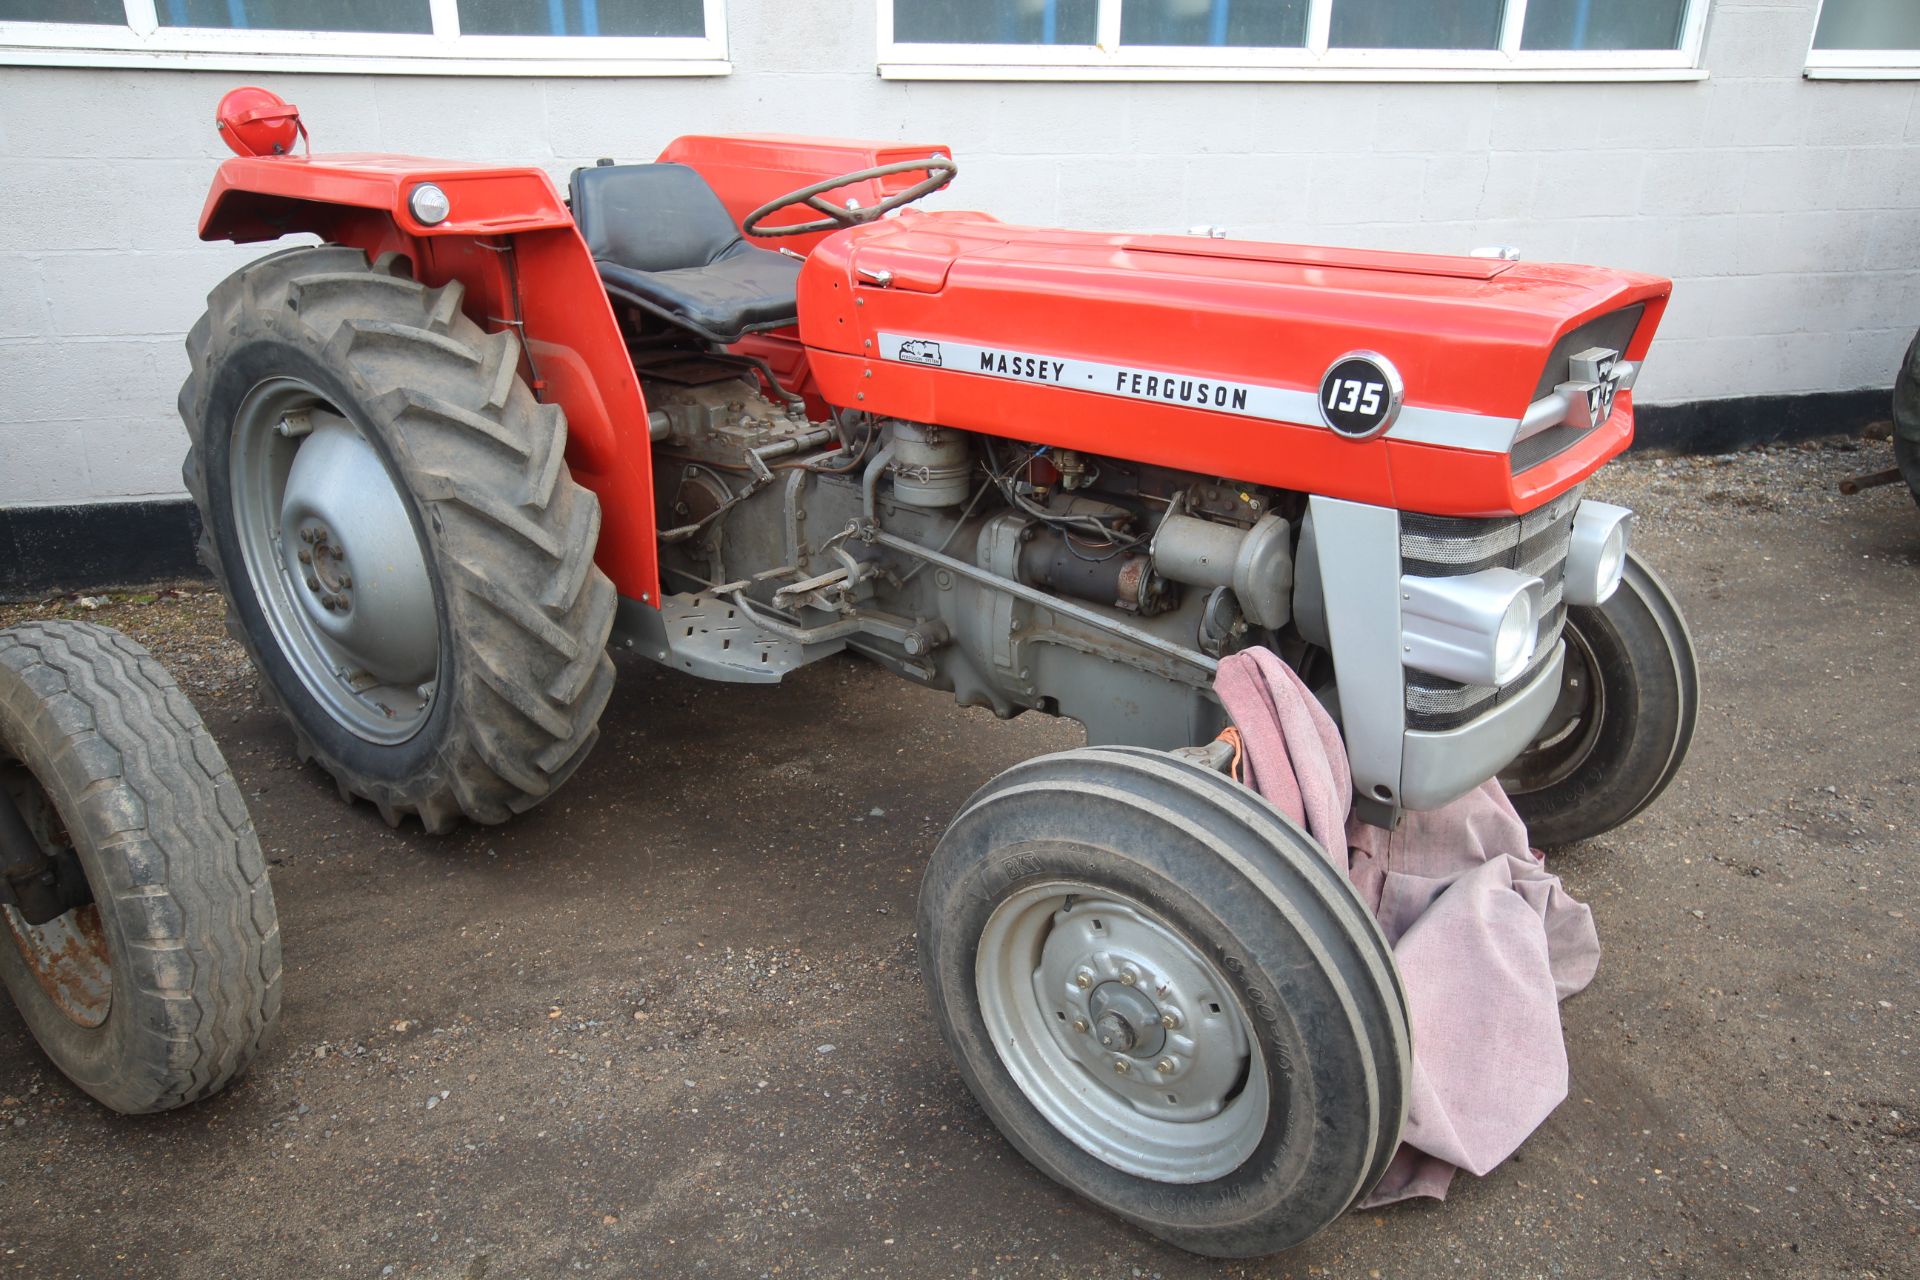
1399 485 1582 733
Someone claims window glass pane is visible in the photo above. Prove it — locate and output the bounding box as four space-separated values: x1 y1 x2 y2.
1813 0 1920 51
1328 0 1505 50
157 1 431 33
0 0 123 21
1522 0 1686 50
458 0 704 37
894 0 1099 45
1121 0 1309 48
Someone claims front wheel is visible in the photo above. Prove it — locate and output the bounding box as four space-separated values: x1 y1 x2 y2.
1501 553 1698 846
918 747 1408 1258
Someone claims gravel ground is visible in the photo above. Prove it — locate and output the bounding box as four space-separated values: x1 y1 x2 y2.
0 440 1915 1279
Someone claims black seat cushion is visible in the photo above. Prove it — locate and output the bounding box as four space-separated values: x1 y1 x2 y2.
569 162 801 344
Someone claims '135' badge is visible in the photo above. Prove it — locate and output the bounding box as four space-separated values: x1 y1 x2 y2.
1318 352 1403 439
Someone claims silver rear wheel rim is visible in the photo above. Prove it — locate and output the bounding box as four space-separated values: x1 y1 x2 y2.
976 880 1268 1183
229 377 439 745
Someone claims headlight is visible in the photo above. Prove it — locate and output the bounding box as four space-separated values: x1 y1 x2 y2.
1399 567 1543 687
408 182 451 226
1493 590 1537 682
1565 500 1633 606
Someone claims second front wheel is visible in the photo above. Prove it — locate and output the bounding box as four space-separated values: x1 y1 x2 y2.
1501 552 1698 846
918 747 1408 1258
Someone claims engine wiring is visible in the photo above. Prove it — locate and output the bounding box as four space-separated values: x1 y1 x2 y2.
980 438 1151 561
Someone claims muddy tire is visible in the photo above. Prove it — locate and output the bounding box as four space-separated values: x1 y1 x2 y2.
0 621 280 1113
1893 328 1920 507
1501 553 1698 846
919 747 1408 1258
178 246 616 833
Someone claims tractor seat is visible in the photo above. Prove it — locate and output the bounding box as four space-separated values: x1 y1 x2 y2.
569 162 802 345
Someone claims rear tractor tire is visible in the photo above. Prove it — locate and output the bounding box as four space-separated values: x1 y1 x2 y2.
1500 552 1699 847
0 621 280 1113
918 747 1409 1258
178 246 617 833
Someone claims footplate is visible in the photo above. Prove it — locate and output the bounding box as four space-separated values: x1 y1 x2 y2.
621 592 842 684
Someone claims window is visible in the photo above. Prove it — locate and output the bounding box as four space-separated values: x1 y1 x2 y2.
879 0 1710 81
1806 0 1920 79
0 0 727 74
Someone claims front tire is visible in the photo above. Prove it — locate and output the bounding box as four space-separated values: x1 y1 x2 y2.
919 747 1408 1258
0 622 280 1113
1501 553 1698 846
179 246 617 832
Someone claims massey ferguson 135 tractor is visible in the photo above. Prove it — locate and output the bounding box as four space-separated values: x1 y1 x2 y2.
179 88 1696 1256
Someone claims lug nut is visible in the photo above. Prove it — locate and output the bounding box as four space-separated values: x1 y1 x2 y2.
1074 970 1092 990
1155 1058 1174 1074
297 548 312 564
1160 1011 1180 1030
300 527 316 543
1113 1060 1130 1076
337 573 351 588
1071 1018 1088 1033
305 575 319 591
1119 970 1137 986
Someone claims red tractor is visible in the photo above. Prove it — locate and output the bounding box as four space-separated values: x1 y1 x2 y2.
178 88 1696 1256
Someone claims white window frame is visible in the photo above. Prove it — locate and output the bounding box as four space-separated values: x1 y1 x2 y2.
1804 0 1920 80
0 0 728 75
878 0 1710 82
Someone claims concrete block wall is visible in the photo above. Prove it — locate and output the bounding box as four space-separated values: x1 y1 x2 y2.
1 0 1915 506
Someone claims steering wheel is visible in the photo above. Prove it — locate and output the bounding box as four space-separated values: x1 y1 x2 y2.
742 156 958 239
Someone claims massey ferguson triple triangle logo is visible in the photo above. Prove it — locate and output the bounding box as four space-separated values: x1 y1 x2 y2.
1560 347 1629 431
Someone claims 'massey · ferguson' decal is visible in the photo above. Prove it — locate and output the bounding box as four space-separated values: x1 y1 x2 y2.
877 333 1263 419
871 332 1524 453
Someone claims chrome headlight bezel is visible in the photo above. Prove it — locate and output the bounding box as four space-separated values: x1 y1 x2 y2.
1399 566 1544 688
1564 500 1633 607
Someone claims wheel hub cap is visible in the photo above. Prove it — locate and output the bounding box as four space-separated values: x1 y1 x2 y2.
275 414 437 687
1038 900 1248 1119
975 881 1268 1183
230 381 440 745
1089 983 1165 1058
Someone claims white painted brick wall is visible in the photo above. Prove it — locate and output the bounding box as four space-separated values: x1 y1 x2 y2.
0 0 1914 506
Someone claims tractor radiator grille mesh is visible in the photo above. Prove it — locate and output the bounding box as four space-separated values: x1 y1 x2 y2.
1399 485 1582 733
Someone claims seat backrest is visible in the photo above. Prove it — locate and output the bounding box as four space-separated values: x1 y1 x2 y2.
569 163 744 274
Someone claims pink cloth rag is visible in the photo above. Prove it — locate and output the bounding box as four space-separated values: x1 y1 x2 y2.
1213 647 1599 1207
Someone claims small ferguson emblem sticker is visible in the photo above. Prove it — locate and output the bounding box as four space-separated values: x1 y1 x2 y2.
897 339 944 367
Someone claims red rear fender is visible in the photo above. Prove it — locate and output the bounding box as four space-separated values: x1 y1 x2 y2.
197 154 661 605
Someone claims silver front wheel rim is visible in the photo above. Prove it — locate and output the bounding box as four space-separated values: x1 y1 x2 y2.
976 880 1269 1184
229 378 439 745
1500 625 1604 795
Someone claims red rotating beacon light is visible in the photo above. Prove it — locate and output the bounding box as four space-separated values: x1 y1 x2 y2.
215 86 307 158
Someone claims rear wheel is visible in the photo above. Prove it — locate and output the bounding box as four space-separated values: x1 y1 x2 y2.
0 621 280 1113
1501 553 1698 846
919 747 1407 1258
178 246 617 832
